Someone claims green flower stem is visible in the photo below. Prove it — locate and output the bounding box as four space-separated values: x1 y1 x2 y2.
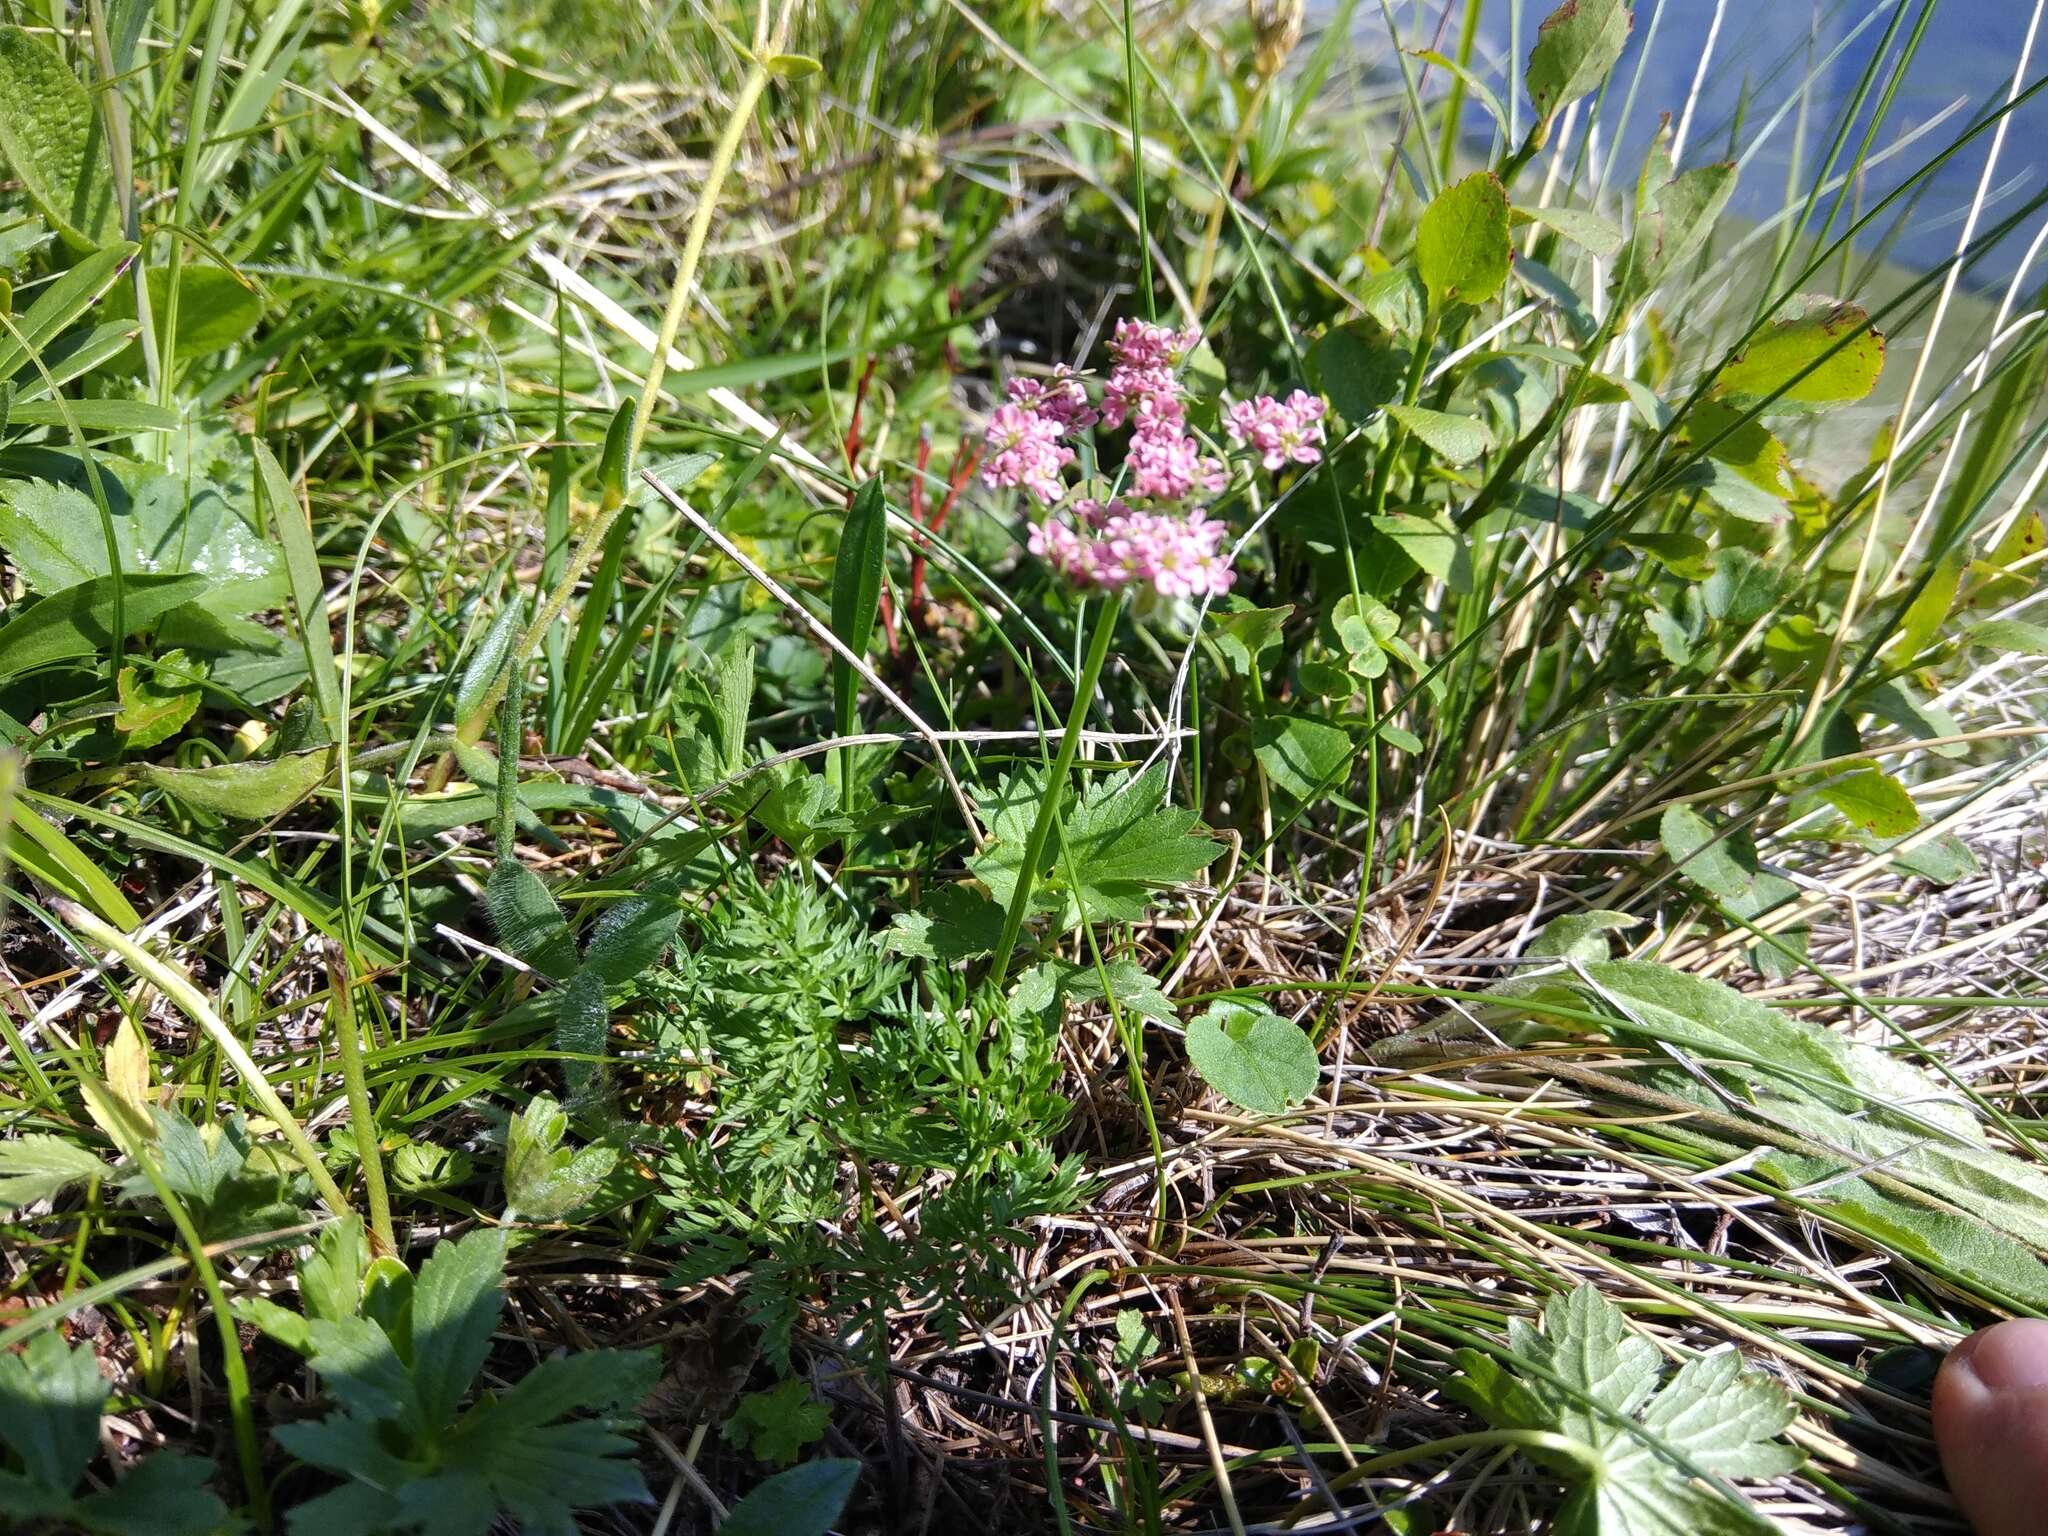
328 951 395 1257
988 595 1125 979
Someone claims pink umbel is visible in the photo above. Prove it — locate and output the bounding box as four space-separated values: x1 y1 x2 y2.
1223 390 1328 471
983 317 1325 601
1029 498 1235 598
981 401 1075 504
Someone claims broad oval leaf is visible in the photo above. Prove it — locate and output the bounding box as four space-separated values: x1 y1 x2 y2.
1251 713 1354 801
0 26 116 248
1186 1001 1320 1115
1810 765 1919 838
1525 0 1634 126
1386 403 1494 464
1415 172 1511 312
721 1459 861 1536
1307 318 1404 421
105 264 264 358
1716 299 1884 405
1516 202 1624 256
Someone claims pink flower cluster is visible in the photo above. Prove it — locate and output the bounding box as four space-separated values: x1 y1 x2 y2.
1224 390 1327 471
983 317 1326 601
981 401 1073 504
1029 498 1235 599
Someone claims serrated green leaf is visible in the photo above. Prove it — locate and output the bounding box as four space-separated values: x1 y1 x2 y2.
114 650 204 749
724 1379 830 1466
1185 1001 1319 1115
69 1449 229 1536
1013 956 1177 1024
0 471 285 617
0 1134 109 1211
1525 0 1633 125
884 883 1005 963
1450 1285 1796 1536
0 1331 109 1495
408 1226 508 1429
969 763 1220 929
1415 172 1512 312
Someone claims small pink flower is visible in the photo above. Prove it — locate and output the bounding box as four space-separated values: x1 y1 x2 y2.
1109 318 1200 372
1005 365 1098 431
1224 389 1328 471
1028 502 1234 599
1125 421 1226 503
1100 363 1182 430
981 402 1074 503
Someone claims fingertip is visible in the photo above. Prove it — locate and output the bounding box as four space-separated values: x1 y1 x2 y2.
1935 1321 2048 1536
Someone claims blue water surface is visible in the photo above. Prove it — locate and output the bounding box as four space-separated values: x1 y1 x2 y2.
1369 0 2048 290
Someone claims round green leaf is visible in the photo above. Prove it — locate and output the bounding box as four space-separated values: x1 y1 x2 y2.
1813 766 1919 839
1716 299 1885 406
1186 1002 1320 1115
1416 172 1511 312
